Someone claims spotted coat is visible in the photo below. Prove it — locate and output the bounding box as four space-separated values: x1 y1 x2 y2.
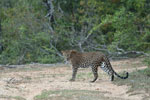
62 50 128 82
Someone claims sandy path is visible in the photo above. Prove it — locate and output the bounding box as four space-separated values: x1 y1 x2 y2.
0 58 147 100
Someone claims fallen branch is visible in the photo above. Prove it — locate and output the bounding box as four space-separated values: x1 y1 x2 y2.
116 46 150 56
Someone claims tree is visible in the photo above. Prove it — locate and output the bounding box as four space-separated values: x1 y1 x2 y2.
0 0 150 64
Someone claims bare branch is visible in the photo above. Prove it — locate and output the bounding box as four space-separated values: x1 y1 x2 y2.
58 3 64 14
45 0 54 22
78 42 84 52
87 44 111 55
48 23 54 32
50 42 63 58
69 25 93 52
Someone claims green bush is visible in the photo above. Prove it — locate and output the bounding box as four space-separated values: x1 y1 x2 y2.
144 58 150 67
0 0 150 64
0 0 61 64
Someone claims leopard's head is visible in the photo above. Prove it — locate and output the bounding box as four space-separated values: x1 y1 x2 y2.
61 50 77 61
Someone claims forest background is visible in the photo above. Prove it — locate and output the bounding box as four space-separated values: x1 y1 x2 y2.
0 0 150 65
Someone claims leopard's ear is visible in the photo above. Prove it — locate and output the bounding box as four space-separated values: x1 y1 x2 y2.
70 50 77 58
71 50 77 53
61 50 64 54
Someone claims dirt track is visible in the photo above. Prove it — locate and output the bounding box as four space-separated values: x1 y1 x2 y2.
0 58 147 100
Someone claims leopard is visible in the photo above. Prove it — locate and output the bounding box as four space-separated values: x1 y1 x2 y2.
62 50 128 82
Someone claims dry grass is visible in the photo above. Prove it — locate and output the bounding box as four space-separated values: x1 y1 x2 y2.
0 58 148 100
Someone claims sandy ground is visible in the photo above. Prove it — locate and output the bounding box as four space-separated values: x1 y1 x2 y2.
0 58 147 100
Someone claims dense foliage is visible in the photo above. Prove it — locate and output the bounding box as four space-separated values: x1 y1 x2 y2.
0 0 150 64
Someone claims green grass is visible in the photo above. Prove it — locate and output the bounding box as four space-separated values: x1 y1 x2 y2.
0 95 26 100
76 70 106 81
76 72 93 79
14 96 26 100
114 68 150 99
143 57 150 67
34 90 123 100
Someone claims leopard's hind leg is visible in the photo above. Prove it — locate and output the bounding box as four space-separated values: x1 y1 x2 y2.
90 66 98 83
110 74 114 81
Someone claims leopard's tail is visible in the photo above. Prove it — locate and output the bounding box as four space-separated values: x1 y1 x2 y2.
114 71 128 79
103 55 129 80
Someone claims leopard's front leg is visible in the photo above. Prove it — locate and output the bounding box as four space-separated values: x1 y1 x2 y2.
70 66 78 81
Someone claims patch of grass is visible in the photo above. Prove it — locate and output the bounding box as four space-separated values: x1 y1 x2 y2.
143 58 150 67
77 72 93 79
114 68 150 98
0 95 26 100
0 67 44 74
14 96 26 100
34 89 123 100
